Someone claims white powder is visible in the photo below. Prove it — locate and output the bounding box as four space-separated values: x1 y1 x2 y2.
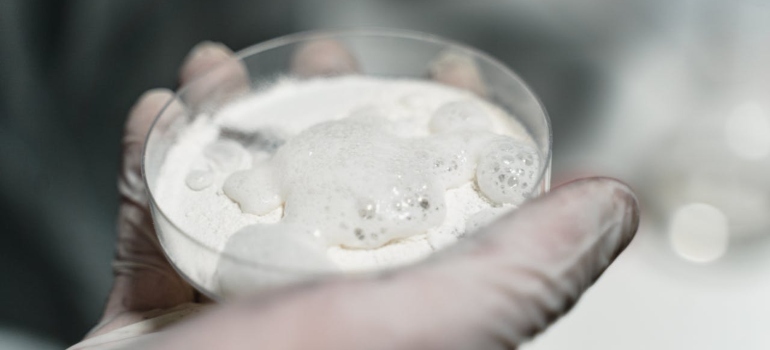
155 76 538 282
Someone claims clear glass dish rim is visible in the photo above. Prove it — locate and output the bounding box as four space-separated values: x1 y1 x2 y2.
142 28 553 275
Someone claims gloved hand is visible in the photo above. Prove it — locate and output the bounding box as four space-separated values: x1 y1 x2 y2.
73 41 639 350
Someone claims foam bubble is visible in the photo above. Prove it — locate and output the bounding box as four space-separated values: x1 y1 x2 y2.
223 165 282 215
476 137 540 205
185 169 214 191
216 223 335 295
429 100 491 134
274 118 447 248
220 224 331 269
420 132 494 188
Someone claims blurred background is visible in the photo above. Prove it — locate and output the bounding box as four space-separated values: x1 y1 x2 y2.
1 0 769 348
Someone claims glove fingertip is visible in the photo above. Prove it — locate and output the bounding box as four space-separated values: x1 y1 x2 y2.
126 88 175 140
290 39 360 77
179 41 234 86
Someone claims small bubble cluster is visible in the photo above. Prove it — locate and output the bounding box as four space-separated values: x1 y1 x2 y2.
386 180 442 223
420 132 488 189
476 137 540 205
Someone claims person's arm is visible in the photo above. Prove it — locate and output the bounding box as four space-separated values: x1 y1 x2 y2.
72 42 639 350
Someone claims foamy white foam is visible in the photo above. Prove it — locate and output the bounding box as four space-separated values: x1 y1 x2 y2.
476 137 541 205
155 76 541 287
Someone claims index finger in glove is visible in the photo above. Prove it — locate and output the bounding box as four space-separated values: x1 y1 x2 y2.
393 177 639 348
179 41 250 111
290 39 360 77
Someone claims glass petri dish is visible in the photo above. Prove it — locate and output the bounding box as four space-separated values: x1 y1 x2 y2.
143 29 552 300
